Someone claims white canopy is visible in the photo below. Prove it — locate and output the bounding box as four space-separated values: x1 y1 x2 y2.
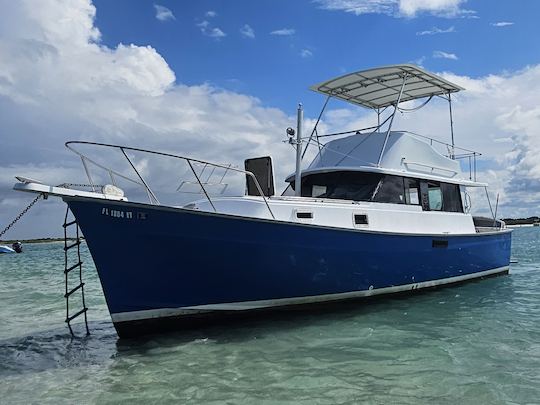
310 64 463 109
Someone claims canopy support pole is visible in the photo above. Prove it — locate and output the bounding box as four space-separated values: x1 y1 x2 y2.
448 92 455 159
377 74 408 167
295 103 303 196
302 95 330 159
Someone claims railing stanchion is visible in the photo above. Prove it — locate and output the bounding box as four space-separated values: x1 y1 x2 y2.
187 159 217 213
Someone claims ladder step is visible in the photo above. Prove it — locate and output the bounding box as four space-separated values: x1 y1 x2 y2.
63 219 78 228
65 307 88 323
64 240 81 251
64 282 85 298
64 261 83 274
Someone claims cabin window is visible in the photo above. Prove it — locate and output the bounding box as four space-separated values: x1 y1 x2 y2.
428 182 443 211
441 183 463 212
299 171 382 201
290 172 463 212
419 181 463 212
371 176 405 204
404 178 420 205
312 185 327 198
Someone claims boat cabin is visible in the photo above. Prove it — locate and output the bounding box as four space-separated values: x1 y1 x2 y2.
284 130 478 213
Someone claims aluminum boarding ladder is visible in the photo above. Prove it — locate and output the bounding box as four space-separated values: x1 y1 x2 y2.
63 206 90 336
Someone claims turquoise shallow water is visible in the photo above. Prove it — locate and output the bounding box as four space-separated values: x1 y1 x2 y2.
0 228 539 404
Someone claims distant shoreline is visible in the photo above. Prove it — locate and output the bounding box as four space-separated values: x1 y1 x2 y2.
0 237 81 244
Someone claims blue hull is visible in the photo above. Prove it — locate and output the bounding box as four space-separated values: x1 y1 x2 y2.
66 197 511 337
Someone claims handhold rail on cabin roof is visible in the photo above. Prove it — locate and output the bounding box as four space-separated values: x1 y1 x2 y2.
64 141 276 219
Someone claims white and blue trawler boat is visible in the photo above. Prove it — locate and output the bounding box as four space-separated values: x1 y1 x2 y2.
14 65 511 337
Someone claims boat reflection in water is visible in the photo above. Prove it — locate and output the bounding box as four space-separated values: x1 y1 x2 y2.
13 65 511 337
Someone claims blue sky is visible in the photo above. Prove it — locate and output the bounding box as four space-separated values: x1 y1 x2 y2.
2 0 540 238
92 0 540 112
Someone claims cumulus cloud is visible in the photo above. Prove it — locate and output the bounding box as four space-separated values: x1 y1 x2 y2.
300 49 313 58
1 0 540 241
491 21 514 27
205 10 217 18
416 26 456 35
433 50 458 60
240 24 255 39
154 4 175 21
0 0 294 239
270 28 296 36
314 0 475 18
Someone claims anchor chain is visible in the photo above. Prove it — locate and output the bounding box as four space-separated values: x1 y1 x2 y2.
0 193 44 239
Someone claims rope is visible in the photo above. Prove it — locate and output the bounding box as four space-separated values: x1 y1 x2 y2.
0 193 43 239
396 95 433 112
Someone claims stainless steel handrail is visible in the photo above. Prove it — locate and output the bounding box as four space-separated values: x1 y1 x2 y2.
65 141 276 219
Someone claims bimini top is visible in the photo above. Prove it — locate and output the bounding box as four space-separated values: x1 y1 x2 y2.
310 64 464 109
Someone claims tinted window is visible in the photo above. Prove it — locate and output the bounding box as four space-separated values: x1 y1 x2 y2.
372 176 405 204
299 172 383 201
404 178 420 205
293 172 462 212
441 183 463 212
428 182 443 211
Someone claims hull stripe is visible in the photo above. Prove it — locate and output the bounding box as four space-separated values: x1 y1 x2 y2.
111 266 509 323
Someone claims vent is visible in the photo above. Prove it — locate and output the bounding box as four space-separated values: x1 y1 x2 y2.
354 214 369 226
296 211 313 219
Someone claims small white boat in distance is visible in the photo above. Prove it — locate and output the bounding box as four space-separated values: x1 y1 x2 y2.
0 245 16 254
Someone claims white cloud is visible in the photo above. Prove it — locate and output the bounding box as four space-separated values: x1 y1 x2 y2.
416 26 455 35
0 0 294 239
197 20 226 38
270 28 296 36
433 50 458 60
154 4 175 21
399 0 467 17
411 56 426 67
1 0 540 241
314 0 475 18
205 10 217 18
240 24 255 39
491 21 514 27
300 49 313 58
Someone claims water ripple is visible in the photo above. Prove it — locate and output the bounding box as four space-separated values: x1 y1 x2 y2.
1 229 540 404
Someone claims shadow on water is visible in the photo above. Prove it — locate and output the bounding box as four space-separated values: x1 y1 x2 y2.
0 272 520 378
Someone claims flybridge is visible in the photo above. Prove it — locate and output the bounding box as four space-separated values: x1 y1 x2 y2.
298 64 479 185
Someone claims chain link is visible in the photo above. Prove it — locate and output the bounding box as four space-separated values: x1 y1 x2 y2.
0 193 43 239
0 183 107 240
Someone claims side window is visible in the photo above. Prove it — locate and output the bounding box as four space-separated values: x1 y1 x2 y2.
427 182 443 211
311 185 327 197
371 175 405 204
441 183 463 213
404 178 420 205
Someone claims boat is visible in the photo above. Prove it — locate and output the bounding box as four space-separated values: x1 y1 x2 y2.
13 65 512 337
0 245 16 254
